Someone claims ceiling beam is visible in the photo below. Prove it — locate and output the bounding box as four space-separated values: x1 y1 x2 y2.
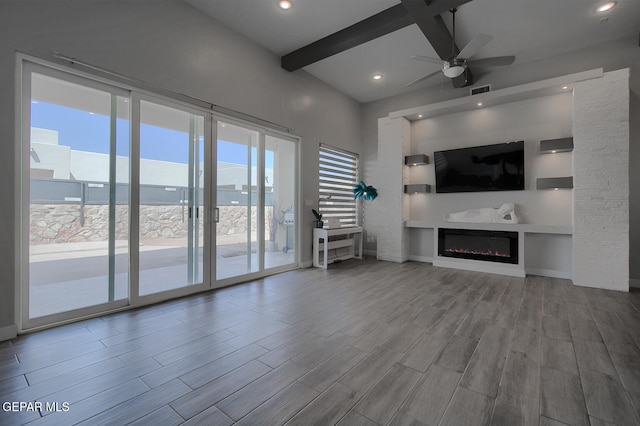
400 0 456 59
281 4 411 72
281 0 473 72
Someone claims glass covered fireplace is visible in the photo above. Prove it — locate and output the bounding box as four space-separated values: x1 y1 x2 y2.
438 228 518 264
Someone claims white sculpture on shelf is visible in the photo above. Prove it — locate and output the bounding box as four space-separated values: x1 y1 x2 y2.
445 203 518 224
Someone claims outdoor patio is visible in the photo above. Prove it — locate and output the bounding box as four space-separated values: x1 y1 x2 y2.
28 241 295 318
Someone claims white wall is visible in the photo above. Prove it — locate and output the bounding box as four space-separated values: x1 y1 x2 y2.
409 93 573 226
0 0 361 336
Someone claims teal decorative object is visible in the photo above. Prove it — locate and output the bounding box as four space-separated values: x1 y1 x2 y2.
353 181 378 201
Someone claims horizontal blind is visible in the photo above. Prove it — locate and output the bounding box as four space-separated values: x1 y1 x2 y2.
319 144 358 227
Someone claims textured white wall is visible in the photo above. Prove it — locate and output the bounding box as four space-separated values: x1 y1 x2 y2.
374 117 410 262
573 69 630 291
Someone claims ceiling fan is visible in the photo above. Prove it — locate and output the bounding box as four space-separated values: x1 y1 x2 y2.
407 7 515 86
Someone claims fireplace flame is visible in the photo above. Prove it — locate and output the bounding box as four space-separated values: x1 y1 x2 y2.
445 247 510 258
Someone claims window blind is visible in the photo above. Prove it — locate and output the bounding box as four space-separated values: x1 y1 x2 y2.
318 144 359 227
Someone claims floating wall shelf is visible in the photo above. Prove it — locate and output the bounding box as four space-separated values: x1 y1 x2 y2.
540 137 574 154
405 184 431 194
537 177 573 190
405 154 429 166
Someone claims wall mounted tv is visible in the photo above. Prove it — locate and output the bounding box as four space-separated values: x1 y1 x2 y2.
434 141 525 193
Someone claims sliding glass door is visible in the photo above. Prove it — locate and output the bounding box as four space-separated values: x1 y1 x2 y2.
263 134 297 270
214 122 299 281
24 65 130 324
138 99 207 296
215 121 260 280
21 59 298 330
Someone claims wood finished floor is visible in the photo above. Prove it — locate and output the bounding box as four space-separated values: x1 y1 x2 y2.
2 259 640 425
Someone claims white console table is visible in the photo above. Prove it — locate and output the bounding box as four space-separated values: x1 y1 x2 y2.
313 226 363 269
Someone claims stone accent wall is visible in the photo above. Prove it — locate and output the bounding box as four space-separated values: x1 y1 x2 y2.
573 69 630 291
30 204 272 245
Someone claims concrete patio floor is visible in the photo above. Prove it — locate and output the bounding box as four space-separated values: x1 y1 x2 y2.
27 241 295 318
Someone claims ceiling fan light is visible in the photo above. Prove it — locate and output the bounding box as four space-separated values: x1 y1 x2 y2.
443 65 465 78
596 1 616 12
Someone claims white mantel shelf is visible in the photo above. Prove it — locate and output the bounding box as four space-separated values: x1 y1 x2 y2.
404 220 573 235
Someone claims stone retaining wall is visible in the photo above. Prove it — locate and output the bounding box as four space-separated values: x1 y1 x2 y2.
30 204 272 245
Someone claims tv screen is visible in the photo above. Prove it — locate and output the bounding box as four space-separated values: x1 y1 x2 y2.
434 141 525 193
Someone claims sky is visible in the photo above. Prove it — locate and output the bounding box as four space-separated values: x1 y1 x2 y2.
31 101 274 167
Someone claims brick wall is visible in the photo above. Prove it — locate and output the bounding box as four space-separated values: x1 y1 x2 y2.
573 69 630 291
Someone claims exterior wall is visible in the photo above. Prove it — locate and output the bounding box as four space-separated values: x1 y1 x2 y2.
29 204 272 246
573 69 630 291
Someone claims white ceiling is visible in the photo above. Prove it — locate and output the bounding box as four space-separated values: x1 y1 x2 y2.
186 0 640 103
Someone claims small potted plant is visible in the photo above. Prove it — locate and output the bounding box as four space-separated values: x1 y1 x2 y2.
312 209 323 228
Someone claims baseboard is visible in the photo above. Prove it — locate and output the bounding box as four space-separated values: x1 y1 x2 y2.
0 324 18 342
630 278 640 289
408 255 434 263
525 268 573 280
434 257 525 278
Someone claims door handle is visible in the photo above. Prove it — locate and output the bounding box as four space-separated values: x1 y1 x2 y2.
214 207 220 223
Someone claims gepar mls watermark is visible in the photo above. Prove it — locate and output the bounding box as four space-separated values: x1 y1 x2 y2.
3 401 70 413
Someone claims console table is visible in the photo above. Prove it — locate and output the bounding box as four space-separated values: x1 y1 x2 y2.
313 226 363 269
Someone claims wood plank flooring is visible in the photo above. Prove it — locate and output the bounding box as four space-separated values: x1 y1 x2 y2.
2 259 640 425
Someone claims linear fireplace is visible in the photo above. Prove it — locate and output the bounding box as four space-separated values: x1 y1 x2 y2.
438 228 518 264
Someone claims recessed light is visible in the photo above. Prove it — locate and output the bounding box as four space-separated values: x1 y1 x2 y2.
596 1 616 12
477 102 483 107
562 86 569 90
551 150 557 154
372 73 383 81
418 114 423 118
279 0 292 10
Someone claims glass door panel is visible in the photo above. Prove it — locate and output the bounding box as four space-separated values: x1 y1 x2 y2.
216 121 259 280
264 135 297 269
139 100 205 295
28 72 130 319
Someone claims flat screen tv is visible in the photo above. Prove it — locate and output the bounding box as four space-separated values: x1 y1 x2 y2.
434 141 525 193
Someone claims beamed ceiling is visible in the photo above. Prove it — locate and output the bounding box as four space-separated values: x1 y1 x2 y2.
186 0 640 103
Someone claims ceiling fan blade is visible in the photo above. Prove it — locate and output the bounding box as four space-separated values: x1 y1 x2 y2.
467 55 516 67
410 55 444 65
456 33 493 60
406 70 442 87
